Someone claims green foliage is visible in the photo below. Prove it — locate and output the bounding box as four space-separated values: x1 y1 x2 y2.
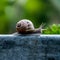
43 24 60 34
0 0 60 34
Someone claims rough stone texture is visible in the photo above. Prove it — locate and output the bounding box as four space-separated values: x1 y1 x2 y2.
0 34 60 60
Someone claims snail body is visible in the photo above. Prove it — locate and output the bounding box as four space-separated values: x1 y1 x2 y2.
16 19 44 34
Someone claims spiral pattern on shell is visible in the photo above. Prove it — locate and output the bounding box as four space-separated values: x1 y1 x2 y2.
16 19 34 33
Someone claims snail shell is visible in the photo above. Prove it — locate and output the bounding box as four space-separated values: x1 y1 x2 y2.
16 19 34 34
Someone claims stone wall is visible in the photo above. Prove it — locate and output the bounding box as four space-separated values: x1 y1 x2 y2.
0 34 60 60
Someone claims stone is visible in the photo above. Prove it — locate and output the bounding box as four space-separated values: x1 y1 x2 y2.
0 34 60 60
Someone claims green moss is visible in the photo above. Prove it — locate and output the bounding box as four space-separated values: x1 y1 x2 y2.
43 24 60 34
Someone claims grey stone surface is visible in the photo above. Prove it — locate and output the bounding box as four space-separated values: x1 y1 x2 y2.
0 34 60 60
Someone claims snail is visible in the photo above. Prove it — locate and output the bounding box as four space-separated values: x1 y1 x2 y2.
16 19 45 34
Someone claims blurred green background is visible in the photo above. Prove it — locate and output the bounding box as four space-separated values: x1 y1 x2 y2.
0 0 60 34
